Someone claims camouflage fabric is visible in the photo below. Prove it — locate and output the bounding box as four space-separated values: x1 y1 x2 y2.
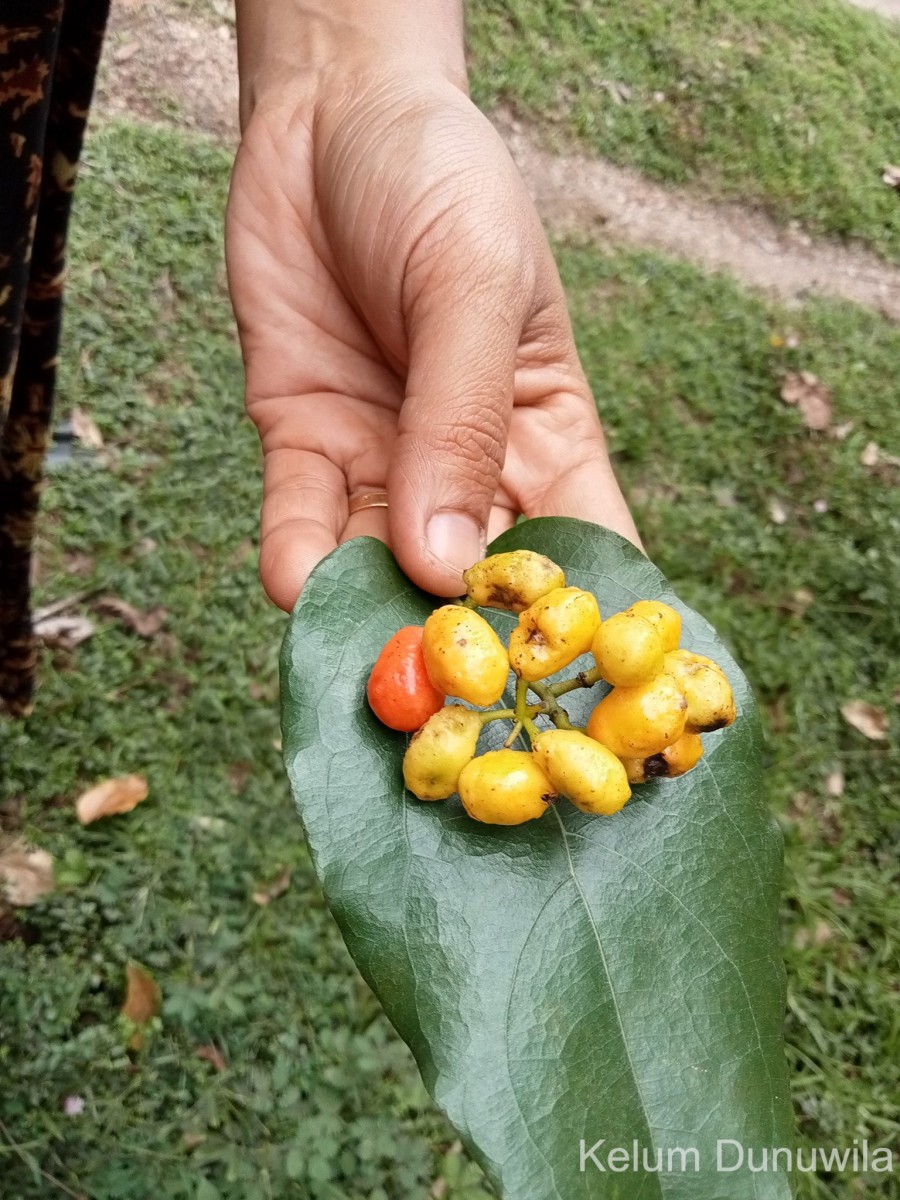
0 0 109 717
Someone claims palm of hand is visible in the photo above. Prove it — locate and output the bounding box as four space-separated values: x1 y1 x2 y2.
226 73 637 610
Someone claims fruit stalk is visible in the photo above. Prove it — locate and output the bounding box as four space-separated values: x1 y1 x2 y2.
515 678 542 743
528 681 575 730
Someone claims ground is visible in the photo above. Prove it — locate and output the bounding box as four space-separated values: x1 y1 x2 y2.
2 2 899 1198
95 0 900 316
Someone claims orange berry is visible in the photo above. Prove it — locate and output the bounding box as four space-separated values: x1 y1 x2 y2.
367 626 445 732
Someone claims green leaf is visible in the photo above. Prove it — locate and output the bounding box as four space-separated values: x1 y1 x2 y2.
281 519 795 1199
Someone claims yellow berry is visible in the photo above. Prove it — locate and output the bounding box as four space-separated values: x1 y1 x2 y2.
620 732 704 784
508 587 601 682
663 650 736 733
586 674 688 758
457 750 556 825
463 550 566 613
422 606 509 706
402 706 483 801
592 611 665 687
625 600 682 653
620 756 647 785
532 729 631 815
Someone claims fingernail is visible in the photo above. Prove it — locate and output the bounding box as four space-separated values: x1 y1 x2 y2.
426 511 486 574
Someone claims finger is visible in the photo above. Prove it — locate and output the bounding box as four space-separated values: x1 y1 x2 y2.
259 449 346 611
524 411 643 550
340 504 390 547
388 274 528 596
487 504 518 544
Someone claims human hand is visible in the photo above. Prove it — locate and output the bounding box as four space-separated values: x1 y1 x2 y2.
226 48 639 612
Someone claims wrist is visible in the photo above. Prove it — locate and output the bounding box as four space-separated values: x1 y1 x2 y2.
235 0 468 127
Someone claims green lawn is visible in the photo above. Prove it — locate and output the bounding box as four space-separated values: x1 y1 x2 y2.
1 119 898 1198
468 0 900 259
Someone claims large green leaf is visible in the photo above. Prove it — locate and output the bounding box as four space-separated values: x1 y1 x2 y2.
281 519 795 1198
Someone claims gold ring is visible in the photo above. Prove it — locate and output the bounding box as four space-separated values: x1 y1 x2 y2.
348 490 389 515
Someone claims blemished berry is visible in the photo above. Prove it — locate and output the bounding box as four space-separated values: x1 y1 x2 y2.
586 674 688 759
620 732 704 784
463 550 566 613
663 650 736 733
422 606 510 706
532 729 631 815
402 706 482 801
508 587 601 681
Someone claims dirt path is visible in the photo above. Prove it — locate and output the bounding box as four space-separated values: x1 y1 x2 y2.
93 0 900 321
848 0 900 17
495 113 900 321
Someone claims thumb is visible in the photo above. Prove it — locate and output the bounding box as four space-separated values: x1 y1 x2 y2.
388 282 524 596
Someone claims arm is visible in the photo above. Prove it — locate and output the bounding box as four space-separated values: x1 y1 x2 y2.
227 0 639 611
235 0 468 123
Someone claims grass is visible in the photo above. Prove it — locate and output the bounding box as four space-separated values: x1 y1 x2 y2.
1 117 898 1198
560 244 900 1196
467 0 900 259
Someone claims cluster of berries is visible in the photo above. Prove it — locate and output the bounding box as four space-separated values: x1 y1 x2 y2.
367 551 736 826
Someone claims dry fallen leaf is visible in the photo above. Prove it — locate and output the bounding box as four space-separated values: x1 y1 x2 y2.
195 1044 227 1072
189 814 228 835
861 441 880 468
712 484 738 508
768 498 790 526
0 840 54 906
882 164 900 190
824 768 845 798
782 587 814 618
71 406 104 450
794 920 834 950
94 595 167 638
831 420 854 441
34 612 95 650
227 762 252 794
860 441 900 472
76 774 149 824
121 962 161 1049
779 370 832 431
600 79 632 104
113 39 141 62
841 700 889 741
183 1132 207 1150
252 866 291 906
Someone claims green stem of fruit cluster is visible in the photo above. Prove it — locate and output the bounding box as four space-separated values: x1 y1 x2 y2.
515 679 543 743
528 681 575 730
548 665 604 698
478 705 542 727
504 721 523 748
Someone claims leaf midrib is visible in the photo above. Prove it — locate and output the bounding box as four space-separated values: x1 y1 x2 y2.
552 806 666 1200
